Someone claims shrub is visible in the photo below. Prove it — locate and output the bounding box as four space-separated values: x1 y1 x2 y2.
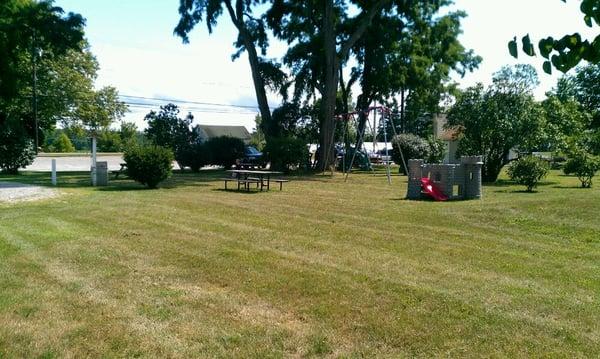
392 134 445 174
53 132 76 153
177 143 209 172
0 124 36 174
507 155 550 192
205 136 245 168
563 151 600 188
264 136 308 172
123 145 174 188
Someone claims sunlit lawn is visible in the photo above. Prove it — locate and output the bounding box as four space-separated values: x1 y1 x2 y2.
1 168 599 357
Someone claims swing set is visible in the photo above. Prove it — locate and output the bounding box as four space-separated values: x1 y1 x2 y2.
332 105 408 185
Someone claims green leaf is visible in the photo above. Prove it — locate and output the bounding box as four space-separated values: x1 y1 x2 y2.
567 34 581 48
538 37 554 59
543 61 552 75
584 15 593 27
508 38 518 58
522 34 535 56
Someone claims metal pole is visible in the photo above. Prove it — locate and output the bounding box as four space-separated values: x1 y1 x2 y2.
32 30 39 154
91 136 97 186
344 112 368 182
383 110 392 185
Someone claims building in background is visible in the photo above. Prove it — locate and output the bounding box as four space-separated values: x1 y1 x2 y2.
433 114 461 164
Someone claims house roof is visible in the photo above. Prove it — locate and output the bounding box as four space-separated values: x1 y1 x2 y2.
433 114 461 142
198 125 251 140
439 127 461 141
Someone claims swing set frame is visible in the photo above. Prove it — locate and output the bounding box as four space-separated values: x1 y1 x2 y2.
333 105 408 184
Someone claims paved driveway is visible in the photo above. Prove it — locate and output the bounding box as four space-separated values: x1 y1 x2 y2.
23 155 124 172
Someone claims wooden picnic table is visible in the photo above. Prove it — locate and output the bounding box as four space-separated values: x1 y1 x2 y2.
225 169 285 191
112 163 127 179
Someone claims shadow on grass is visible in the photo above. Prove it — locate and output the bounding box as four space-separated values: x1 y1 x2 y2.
552 185 588 189
486 179 559 189
211 188 261 195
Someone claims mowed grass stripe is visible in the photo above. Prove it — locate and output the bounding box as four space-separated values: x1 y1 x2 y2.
0 170 599 356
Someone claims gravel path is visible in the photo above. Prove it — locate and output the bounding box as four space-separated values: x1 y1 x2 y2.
0 182 59 203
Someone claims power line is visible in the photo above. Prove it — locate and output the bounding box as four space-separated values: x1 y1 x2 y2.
22 93 260 116
119 94 259 110
123 102 257 115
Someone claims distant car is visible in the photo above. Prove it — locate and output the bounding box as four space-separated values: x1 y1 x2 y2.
242 146 263 165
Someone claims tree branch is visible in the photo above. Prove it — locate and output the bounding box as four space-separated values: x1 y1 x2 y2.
223 0 241 29
339 0 389 60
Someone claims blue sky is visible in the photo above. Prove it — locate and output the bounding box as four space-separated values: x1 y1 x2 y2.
54 0 598 130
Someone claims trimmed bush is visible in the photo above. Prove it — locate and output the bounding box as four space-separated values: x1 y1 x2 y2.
563 151 600 188
264 136 308 172
123 145 174 188
53 133 76 153
177 143 209 172
205 136 245 168
507 155 549 192
392 134 445 174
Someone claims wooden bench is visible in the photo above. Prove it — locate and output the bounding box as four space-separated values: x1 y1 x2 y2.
273 179 289 191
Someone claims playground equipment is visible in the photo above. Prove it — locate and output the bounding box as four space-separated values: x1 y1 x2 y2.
407 156 483 201
337 106 407 185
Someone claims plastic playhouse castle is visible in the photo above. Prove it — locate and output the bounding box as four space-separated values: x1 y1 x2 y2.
407 156 483 201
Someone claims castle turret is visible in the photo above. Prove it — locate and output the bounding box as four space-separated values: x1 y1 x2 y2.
407 159 424 199
461 156 483 199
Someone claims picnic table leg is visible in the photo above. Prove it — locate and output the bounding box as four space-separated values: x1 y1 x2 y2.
267 175 271 191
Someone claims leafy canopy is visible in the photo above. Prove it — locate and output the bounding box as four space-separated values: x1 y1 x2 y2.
447 65 545 182
509 0 600 74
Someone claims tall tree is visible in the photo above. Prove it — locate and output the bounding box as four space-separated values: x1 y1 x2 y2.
0 0 84 171
447 65 545 182
268 0 389 170
0 0 84 101
347 1 480 142
175 0 285 125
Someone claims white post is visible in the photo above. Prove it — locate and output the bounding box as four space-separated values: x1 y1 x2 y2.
91 136 97 186
51 159 57 186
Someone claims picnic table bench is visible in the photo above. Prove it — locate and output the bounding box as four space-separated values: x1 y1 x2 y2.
224 170 288 191
112 163 127 179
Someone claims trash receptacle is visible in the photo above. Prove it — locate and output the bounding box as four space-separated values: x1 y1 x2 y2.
94 161 108 186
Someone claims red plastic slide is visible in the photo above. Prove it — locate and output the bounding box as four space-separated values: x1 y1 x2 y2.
420 178 448 201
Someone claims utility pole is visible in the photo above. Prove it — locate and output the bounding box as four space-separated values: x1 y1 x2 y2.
32 29 39 154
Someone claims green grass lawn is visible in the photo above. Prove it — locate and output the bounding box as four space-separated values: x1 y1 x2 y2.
1 168 599 357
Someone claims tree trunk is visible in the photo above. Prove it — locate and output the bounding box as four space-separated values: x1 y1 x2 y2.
317 0 338 171
245 43 272 124
224 0 272 124
354 94 370 152
482 155 504 182
317 0 390 171
400 87 405 133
